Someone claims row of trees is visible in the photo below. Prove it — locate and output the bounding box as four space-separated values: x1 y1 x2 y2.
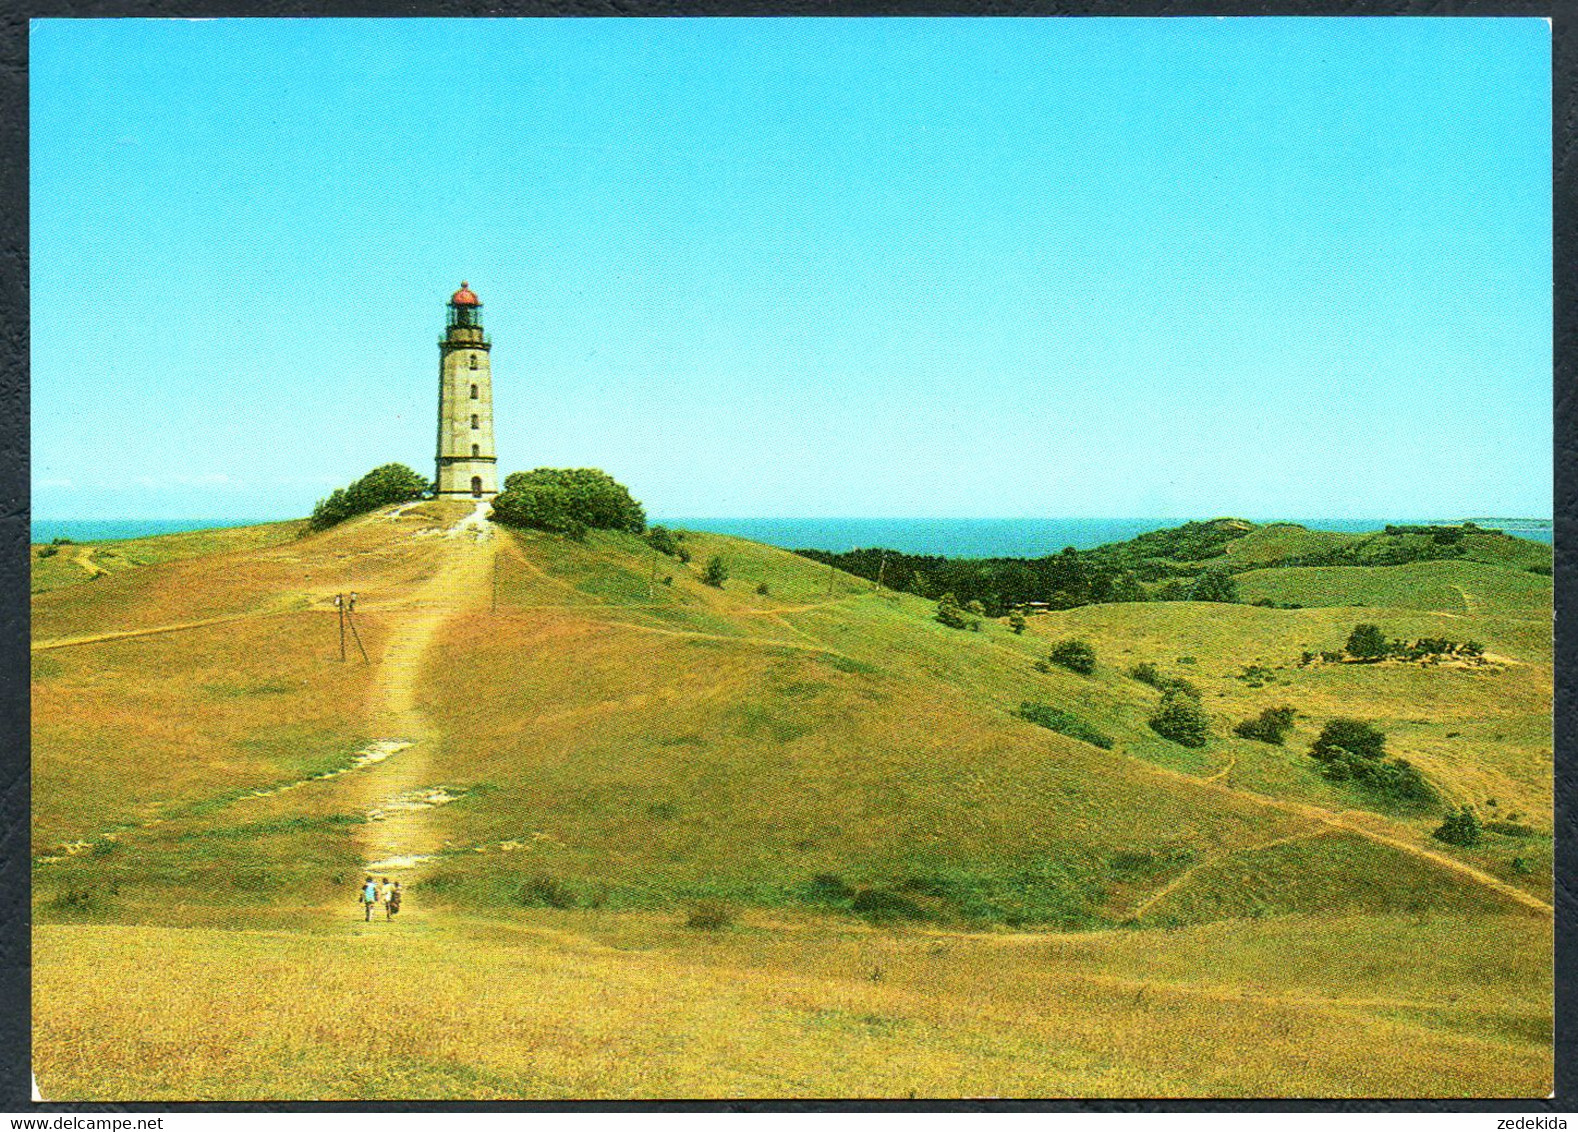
800 545 1243 618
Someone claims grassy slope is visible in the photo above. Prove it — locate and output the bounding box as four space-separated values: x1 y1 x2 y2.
30 521 307 595
30 512 1553 1098
34 910 1551 1100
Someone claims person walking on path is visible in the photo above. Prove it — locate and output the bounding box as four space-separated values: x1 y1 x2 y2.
386 881 402 921
378 877 393 916
361 876 378 922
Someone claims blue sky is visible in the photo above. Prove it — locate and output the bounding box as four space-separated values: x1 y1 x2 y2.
31 17 1551 520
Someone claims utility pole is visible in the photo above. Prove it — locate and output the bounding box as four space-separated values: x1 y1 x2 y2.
335 594 346 663
874 552 887 593
346 591 370 664
648 548 659 602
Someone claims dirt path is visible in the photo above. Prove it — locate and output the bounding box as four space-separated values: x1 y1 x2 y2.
1124 827 1329 922
352 502 497 877
32 612 259 652
73 547 107 578
1451 584 1480 615
1106 746 1553 915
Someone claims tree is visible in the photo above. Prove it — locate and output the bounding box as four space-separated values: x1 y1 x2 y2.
1187 567 1239 603
310 463 427 530
1008 609 1027 635
1108 573 1146 603
1047 637 1096 675
702 556 729 588
936 592 980 631
1309 718 1386 763
1345 623 1389 661
1149 688 1211 748
492 468 646 535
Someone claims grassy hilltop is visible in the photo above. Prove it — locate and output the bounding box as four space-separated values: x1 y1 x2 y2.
31 507 1553 1099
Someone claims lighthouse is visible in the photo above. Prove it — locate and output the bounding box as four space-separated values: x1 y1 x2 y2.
435 282 499 499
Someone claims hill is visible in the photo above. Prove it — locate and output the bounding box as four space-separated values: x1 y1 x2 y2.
30 505 1553 1098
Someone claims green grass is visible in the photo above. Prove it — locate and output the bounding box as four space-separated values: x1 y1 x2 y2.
28 511 1553 1098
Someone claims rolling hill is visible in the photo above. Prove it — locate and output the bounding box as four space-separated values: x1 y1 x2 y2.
30 506 1553 1099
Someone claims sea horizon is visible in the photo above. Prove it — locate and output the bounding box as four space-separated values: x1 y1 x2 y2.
31 514 1554 557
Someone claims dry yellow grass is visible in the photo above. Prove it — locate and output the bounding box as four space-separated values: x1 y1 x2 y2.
33 909 1549 1101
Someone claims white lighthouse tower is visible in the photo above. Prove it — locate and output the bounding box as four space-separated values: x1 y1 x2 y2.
434 282 499 499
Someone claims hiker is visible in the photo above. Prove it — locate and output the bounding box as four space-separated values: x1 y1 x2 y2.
386 881 402 921
378 877 393 915
361 875 378 921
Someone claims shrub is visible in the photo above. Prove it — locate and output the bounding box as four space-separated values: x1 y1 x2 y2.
491 468 645 535
1129 662 1162 687
1047 638 1096 675
756 581 770 596
850 887 927 922
36 545 58 559
1149 689 1211 748
936 593 980 631
646 525 681 556
51 536 75 545
1511 856 1534 875
685 900 736 931
1234 705 1296 745
311 463 428 530
1016 701 1115 750
519 875 577 909
702 556 729 588
1433 807 1482 847
964 599 987 618
1310 718 1386 762
1008 609 1027 634
1345 623 1389 661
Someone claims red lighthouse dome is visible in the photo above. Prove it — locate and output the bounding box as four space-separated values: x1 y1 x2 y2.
451 282 480 306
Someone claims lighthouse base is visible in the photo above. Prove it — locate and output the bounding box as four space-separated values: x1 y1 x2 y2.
435 457 499 499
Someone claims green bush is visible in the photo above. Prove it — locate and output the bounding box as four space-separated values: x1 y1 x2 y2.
1310 718 1386 762
491 468 645 535
646 525 682 556
36 545 59 559
1234 705 1296 745
1129 662 1162 687
702 556 729 588
1016 701 1114 750
1047 638 1096 675
936 593 980 631
310 463 428 530
1433 806 1482 847
1008 609 1027 634
1149 688 1211 748
1345 623 1389 661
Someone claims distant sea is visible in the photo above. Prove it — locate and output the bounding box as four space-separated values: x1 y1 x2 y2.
30 518 278 544
32 515 1552 556
658 517 1554 557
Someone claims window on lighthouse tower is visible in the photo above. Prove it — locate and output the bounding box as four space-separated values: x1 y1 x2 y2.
470 354 479 370
472 444 480 457
470 384 478 399
471 414 480 429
